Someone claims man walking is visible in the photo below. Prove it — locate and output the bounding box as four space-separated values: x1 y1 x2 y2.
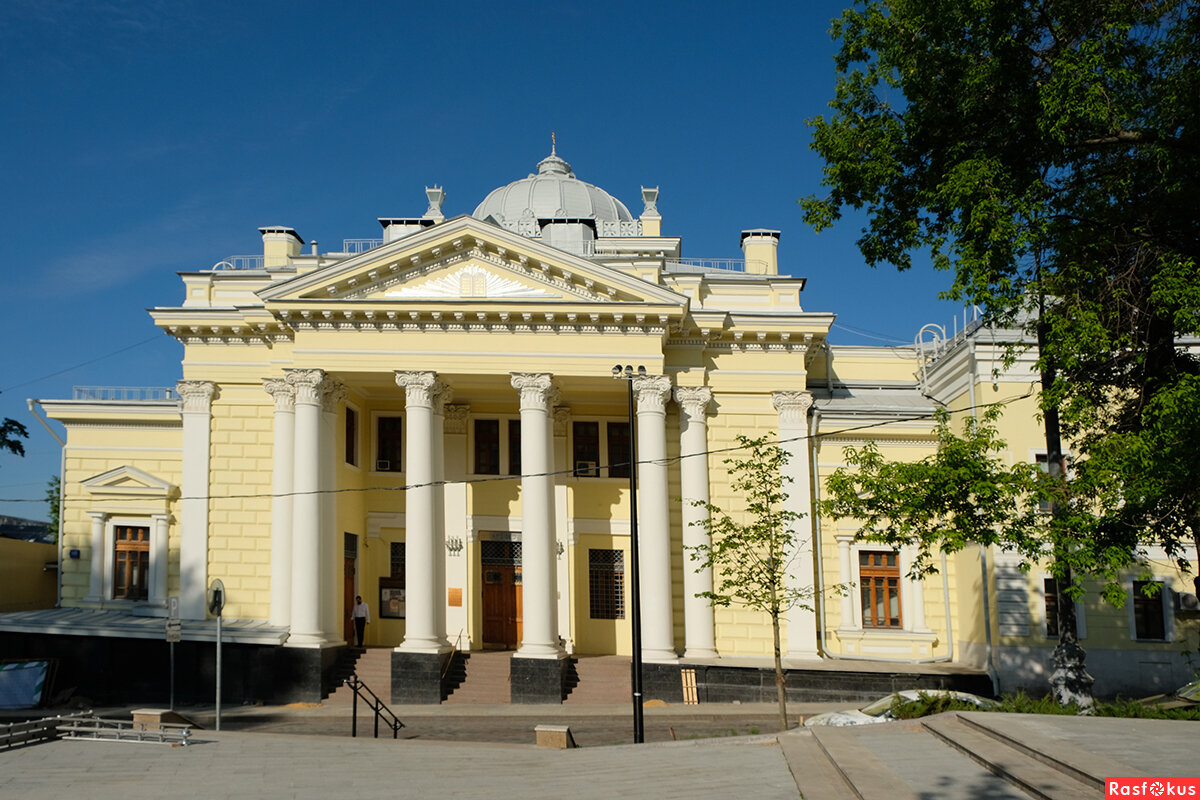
350 595 370 647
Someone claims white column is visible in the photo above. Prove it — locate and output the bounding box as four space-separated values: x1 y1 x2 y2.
675 386 717 659
320 381 346 640
510 373 562 658
430 384 451 647
836 535 855 629
396 371 450 654
905 546 929 632
150 513 169 606
177 380 215 620
286 369 326 646
84 511 107 603
553 406 573 654
443 404 469 647
264 379 295 628
634 373 676 662
773 390 819 660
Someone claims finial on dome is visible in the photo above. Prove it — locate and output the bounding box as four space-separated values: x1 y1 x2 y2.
537 136 572 176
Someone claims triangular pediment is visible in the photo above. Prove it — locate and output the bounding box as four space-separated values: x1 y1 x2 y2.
257 216 686 308
82 466 176 499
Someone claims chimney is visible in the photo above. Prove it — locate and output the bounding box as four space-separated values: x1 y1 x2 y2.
259 227 304 268
740 229 780 275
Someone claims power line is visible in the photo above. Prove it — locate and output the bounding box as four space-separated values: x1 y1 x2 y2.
2 335 164 394
0 388 1036 505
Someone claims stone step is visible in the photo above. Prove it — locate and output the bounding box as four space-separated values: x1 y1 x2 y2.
776 730 858 800
564 656 631 704
326 649 393 706
444 651 512 704
922 714 1100 799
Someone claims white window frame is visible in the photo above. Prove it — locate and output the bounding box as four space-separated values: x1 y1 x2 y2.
1038 572 1087 639
343 402 362 470
371 411 405 474
101 514 168 608
569 417 631 479
1128 576 1174 642
468 415 521 476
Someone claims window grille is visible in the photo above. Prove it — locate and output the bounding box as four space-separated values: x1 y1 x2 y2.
589 548 625 619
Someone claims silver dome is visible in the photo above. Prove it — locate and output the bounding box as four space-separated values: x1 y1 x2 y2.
472 149 634 235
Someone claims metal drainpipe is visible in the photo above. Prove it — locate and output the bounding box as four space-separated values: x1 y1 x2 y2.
815 372 956 666
28 399 66 607
966 341 1001 694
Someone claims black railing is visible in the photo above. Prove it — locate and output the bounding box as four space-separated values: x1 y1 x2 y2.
345 674 405 739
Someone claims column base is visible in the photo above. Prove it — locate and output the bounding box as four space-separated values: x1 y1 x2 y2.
642 648 680 663
392 650 453 704
284 633 343 649
510 654 569 704
684 647 719 659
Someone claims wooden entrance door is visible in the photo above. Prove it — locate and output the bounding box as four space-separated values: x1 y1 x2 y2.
344 556 356 644
481 540 522 648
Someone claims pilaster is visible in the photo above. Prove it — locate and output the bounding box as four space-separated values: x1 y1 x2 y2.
176 379 215 620
773 390 819 661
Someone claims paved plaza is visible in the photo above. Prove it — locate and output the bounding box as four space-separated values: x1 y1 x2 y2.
1 702 1196 798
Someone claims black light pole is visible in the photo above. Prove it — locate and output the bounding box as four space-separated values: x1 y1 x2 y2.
613 364 645 743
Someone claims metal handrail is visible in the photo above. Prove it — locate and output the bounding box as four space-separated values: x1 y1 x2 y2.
344 674 404 739
341 239 383 254
663 258 757 273
73 386 179 401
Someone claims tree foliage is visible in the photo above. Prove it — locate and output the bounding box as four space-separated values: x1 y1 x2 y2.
688 435 812 731
803 0 1200 585
45 475 61 543
1 390 28 464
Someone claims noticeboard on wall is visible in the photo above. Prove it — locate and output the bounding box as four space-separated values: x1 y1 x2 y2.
380 578 405 619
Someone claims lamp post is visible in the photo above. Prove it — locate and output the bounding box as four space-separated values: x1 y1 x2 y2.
612 364 645 743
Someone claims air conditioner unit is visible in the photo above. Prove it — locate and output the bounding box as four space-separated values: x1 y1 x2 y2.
376 460 391 472
1174 591 1200 612
575 460 597 476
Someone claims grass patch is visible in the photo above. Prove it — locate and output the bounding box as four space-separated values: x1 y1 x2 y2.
891 690 1200 721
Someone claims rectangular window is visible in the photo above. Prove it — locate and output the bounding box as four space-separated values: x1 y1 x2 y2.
860 551 902 629
390 542 405 581
588 548 625 619
607 421 631 479
508 419 522 476
344 532 358 559
1044 577 1060 637
113 525 150 601
376 416 403 472
474 419 500 475
345 407 358 466
573 421 600 476
381 542 405 619
1133 580 1166 640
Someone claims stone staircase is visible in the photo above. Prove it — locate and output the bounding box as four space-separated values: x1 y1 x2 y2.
443 650 513 704
564 655 631 704
781 711 1102 799
324 647 393 706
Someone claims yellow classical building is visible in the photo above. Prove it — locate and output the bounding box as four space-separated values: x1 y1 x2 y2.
8 149 1196 703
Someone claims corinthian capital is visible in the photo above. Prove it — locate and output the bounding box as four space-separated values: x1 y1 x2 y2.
673 386 713 420
510 373 555 411
772 390 814 425
632 374 672 414
263 378 295 412
286 368 327 406
395 371 446 409
321 378 348 414
176 380 217 413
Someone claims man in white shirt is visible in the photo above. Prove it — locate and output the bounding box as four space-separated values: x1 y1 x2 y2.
350 595 370 647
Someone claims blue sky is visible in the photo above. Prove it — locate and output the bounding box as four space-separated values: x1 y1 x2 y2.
0 0 962 518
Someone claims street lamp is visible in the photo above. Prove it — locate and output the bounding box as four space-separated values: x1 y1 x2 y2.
612 364 646 743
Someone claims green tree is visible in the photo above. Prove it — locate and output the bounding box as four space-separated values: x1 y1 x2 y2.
45 475 61 543
803 0 1200 701
823 408 1044 577
688 435 812 731
1 395 28 462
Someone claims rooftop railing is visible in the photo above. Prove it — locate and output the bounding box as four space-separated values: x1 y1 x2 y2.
73 386 179 402
340 238 383 254
663 258 754 273
211 255 265 271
